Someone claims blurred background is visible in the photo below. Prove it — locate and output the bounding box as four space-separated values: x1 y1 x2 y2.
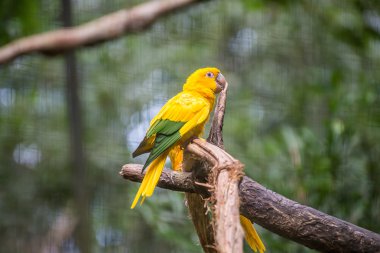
1 0 380 252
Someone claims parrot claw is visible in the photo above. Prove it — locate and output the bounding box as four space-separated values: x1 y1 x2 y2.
182 136 199 147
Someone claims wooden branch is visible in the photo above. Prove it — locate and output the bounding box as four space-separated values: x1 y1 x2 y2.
41 208 77 253
181 82 244 253
239 177 380 253
183 154 217 253
120 164 195 193
120 162 380 253
207 82 229 148
185 192 216 253
185 139 244 253
0 0 201 65
206 82 245 253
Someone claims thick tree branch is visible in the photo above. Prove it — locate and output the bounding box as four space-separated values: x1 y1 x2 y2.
181 82 245 253
121 164 195 193
0 0 202 65
185 139 244 253
239 177 380 253
120 162 380 253
207 82 245 253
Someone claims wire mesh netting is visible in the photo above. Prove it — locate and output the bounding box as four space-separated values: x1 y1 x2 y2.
1 0 380 252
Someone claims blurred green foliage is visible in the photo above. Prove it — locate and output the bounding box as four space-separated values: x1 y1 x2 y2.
0 0 41 44
1 0 380 252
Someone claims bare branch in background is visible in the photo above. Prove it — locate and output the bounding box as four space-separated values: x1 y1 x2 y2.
0 0 202 65
41 208 78 253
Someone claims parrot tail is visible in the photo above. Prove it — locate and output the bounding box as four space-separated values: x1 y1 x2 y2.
240 215 266 253
130 152 168 209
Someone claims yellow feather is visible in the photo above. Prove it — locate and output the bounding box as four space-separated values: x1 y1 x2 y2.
171 106 182 122
139 196 146 206
132 135 155 157
169 145 184 171
179 106 210 137
240 215 266 253
131 68 268 251
131 67 222 208
130 170 149 208
144 154 167 197
130 152 168 209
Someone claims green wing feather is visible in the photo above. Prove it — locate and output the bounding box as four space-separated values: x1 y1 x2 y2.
147 120 184 138
140 119 185 171
132 135 154 158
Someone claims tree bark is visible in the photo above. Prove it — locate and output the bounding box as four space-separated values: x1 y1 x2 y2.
183 154 217 253
239 177 380 253
180 81 244 253
121 163 195 193
209 154 244 253
184 138 244 253
0 0 203 65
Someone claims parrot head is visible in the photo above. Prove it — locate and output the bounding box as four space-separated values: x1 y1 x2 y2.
183 67 226 95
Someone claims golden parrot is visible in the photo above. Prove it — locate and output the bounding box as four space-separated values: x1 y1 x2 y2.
130 67 265 253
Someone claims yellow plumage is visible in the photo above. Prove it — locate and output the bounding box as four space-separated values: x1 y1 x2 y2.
130 67 265 252
131 67 224 208
131 151 168 208
240 215 266 253
169 145 184 171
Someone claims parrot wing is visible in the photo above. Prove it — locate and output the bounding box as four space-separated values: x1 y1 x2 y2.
132 135 155 158
141 120 185 170
133 92 210 171
131 119 183 158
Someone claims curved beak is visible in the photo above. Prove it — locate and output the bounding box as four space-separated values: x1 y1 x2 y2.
215 73 226 93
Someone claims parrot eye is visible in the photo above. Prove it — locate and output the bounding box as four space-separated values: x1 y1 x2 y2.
206 72 214 78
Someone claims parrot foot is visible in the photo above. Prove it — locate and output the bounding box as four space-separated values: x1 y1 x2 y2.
182 136 202 147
